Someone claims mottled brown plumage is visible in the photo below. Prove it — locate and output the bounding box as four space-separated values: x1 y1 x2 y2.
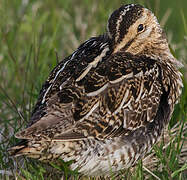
9 4 183 176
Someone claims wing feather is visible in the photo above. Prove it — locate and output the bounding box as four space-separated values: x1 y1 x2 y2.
17 51 163 141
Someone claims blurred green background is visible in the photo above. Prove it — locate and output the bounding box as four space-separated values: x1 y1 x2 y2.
0 0 186 179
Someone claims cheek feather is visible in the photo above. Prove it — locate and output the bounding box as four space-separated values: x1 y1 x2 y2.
138 26 152 39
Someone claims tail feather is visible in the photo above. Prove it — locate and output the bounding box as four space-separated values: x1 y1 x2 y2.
8 139 28 156
8 140 60 161
8 139 41 158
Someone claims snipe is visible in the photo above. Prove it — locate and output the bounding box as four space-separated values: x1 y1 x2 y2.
9 4 183 176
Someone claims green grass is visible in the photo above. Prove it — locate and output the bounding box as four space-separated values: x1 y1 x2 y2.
0 0 186 179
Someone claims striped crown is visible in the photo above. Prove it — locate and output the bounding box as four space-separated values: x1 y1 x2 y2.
107 4 143 43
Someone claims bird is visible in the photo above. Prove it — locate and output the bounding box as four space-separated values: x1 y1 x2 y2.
9 4 183 177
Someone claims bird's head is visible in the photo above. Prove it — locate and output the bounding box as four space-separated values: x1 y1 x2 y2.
107 4 176 63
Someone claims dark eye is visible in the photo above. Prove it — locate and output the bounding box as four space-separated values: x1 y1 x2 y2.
137 24 144 32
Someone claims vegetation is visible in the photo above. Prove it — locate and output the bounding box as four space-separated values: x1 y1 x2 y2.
0 0 186 179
